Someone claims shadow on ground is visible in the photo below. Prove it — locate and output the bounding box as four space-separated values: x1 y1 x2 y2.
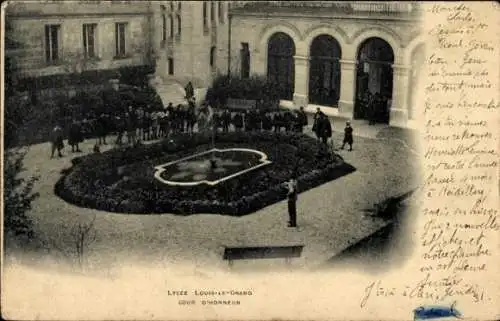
320 190 417 273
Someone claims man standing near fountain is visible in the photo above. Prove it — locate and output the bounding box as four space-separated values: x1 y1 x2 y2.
286 173 298 228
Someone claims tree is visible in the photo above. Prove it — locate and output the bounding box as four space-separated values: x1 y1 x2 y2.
3 149 40 241
3 18 40 245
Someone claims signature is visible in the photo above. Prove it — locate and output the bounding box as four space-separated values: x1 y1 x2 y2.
360 281 396 308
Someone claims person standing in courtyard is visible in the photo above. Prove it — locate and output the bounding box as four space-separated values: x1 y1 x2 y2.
312 107 322 140
285 173 298 228
340 121 354 151
296 106 308 133
185 81 194 100
50 123 64 158
316 112 332 145
232 112 243 132
68 119 83 153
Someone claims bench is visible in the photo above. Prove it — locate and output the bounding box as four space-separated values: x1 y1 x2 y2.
223 245 304 267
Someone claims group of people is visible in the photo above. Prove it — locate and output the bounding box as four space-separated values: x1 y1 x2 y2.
359 91 391 125
211 106 309 133
312 108 353 152
52 100 202 158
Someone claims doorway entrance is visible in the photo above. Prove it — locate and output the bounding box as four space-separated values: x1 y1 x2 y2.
354 37 394 124
308 35 342 107
267 32 295 101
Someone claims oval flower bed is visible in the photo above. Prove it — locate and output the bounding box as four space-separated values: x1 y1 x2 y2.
55 131 356 216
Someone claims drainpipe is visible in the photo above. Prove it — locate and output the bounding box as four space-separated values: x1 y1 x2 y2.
227 12 232 78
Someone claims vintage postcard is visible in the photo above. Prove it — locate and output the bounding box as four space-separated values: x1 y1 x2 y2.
1 1 498 320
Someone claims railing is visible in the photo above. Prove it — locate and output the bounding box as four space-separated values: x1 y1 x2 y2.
231 1 421 16
350 2 415 14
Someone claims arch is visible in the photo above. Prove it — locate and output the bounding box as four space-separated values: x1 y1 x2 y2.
257 22 302 52
267 32 295 100
354 37 395 124
303 24 349 53
404 33 427 65
308 34 342 106
350 26 402 63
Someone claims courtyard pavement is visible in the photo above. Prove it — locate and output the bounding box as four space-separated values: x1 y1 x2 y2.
5 121 421 275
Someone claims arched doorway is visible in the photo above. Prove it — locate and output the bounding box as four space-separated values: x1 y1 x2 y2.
309 35 342 107
354 37 394 124
407 44 425 120
267 32 295 100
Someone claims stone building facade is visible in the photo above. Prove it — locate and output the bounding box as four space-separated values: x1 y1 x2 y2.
228 2 426 128
151 1 230 89
6 1 426 128
5 1 154 80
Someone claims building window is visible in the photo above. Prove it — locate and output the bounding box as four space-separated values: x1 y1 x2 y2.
210 46 216 69
168 57 174 75
115 22 127 57
241 43 250 79
44 24 60 63
218 2 224 23
162 14 167 43
82 23 97 58
177 2 181 11
170 15 174 38
210 1 215 22
161 5 167 44
203 2 208 28
177 15 181 36
170 1 174 12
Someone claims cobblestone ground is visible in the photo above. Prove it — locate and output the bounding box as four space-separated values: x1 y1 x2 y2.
5 121 420 274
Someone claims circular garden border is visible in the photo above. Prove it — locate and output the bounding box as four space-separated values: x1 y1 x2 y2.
55 131 356 216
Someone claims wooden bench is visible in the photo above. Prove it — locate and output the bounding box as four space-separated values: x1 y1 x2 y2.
223 245 304 267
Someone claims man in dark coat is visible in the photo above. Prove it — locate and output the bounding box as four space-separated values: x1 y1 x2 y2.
185 81 194 100
232 112 243 132
273 112 282 132
96 112 109 145
312 108 322 140
296 106 308 132
316 112 332 145
285 173 298 228
68 119 83 152
50 124 64 158
262 112 273 131
221 109 231 133
340 121 354 151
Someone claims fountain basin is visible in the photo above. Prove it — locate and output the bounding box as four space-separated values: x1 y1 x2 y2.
154 148 272 186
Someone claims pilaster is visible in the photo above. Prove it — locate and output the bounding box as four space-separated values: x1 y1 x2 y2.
292 55 309 108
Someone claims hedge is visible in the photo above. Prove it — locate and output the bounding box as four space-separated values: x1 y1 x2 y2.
54 131 356 216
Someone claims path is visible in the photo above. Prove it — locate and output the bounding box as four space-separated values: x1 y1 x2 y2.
5 124 420 274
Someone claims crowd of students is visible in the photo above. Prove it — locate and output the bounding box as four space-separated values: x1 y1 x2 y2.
49 102 355 158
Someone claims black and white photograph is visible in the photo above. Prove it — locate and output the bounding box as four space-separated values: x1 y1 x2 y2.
2 1 498 320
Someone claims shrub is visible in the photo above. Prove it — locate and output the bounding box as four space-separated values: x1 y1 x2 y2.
4 149 40 240
55 132 356 216
206 75 281 107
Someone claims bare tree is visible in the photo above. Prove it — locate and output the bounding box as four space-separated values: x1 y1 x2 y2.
70 215 98 267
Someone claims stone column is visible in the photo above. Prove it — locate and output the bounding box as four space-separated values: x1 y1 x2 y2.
389 64 410 127
293 55 309 108
338 59 357 119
